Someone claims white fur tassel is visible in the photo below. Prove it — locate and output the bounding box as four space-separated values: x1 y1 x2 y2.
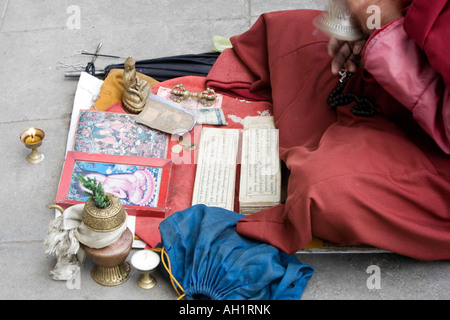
44 215 82 281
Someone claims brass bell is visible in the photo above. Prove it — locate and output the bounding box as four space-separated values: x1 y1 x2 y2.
314 0 364 41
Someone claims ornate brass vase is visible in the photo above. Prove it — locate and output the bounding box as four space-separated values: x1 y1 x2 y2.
82 194 127 233
81 194 132 286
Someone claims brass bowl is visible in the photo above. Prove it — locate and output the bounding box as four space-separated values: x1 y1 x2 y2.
82 228 133 286
82 194 126 233
20 128 45 148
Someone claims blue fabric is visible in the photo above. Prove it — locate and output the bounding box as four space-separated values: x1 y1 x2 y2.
158 204 314 300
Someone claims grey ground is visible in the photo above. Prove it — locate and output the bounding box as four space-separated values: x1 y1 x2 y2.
0 0 448 300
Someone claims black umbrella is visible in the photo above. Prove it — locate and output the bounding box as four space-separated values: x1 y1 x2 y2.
104 52 221 82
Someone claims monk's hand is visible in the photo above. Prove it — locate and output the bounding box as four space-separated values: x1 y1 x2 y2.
328 37 366 75
328 0 404 74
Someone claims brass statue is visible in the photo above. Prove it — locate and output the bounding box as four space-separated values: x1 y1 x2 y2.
122 57 151 114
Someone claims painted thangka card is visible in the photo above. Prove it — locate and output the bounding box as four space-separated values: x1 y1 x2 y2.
73 110 169 158
56 152 171 217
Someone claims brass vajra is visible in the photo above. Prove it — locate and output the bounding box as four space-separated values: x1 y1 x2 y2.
170 84 217 107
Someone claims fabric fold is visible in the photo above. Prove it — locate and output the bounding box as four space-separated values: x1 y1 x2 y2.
159 204 314 300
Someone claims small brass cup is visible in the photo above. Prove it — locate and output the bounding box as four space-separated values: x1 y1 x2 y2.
131 250 160 290
20 128 45 164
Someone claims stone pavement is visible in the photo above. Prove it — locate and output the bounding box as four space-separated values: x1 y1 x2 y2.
0 0 448 300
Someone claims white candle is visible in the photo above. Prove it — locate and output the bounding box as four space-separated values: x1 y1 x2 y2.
131 250 160 271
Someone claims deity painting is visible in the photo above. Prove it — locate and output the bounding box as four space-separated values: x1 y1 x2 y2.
73 110 169 159
68 160 163 208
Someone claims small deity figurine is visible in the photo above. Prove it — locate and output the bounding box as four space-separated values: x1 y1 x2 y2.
122 57 151 114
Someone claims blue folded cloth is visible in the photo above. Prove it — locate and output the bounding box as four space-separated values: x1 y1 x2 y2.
159 204 314 300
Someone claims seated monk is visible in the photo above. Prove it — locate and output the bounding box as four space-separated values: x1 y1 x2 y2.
206 0 450 261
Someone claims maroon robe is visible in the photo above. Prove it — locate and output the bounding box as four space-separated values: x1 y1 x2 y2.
206 5 450 261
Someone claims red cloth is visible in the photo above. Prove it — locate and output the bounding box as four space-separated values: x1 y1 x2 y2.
206 49 268 101
109 77 272 248
206 10 450 261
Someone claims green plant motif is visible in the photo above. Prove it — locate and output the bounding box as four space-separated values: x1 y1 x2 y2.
73 174 111 209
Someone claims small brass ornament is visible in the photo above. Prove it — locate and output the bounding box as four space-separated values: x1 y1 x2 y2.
122 57 152 114
170 84 217 107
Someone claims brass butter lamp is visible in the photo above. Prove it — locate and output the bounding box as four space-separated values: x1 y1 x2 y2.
131 250 160 290
20 128 45 164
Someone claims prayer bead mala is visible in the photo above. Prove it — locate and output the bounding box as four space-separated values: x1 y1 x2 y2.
327 69 379 117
